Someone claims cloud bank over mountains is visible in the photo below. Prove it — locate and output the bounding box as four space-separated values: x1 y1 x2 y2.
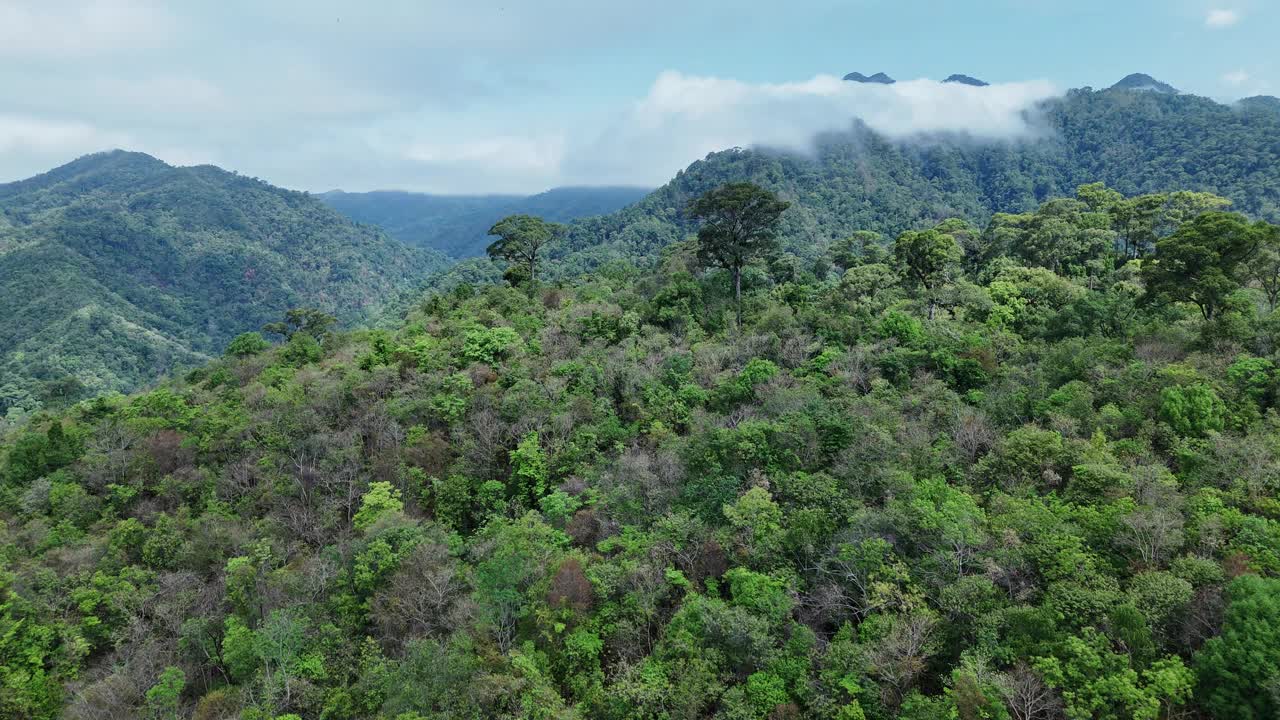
0 1 1262 195
559 72 1060 188
0 68 1061 194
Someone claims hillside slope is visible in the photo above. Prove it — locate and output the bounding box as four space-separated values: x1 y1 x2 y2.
0 151 444 414
3 190 1279 719
319 186 649 258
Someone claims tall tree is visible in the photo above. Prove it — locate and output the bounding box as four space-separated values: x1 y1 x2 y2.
831 230 887 271
486 215 564 293
688 183 791 323
1195 575 1280 720
262 308 336 340
1246 222 1280 311
893 228 963 320
1141 212 1264 321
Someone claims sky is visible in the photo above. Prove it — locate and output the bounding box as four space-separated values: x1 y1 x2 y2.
0 0 1275 194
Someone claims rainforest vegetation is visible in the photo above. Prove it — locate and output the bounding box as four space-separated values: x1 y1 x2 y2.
0 151 443 418
5 85 1278 420
4 176 1280 720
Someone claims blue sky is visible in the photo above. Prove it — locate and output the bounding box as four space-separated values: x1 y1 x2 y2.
0 0 1274 193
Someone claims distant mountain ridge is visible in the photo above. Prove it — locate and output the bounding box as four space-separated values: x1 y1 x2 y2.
1238 95 1280 113
943 74 990 86
1109 73 1179 94
419 80 1280 290
843 71 896 84
0 150 443 414
320 186 650 258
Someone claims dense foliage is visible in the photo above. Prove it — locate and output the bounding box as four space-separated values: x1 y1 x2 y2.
0 151 444 421
5 182 1280 719
319 187 650 259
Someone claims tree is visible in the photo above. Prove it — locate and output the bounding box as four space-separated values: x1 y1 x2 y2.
1246 222 1280 310
1109 194 1165 260
353 481 404 531
225 331 270 357
509 431 549 503
1195 575 1280 719
1034 629 1193 720
1140 212 1264 321
486 214 564 293
262 307 336 340
144 666 185 720
688 183 791 323
831 231 886 271
986 199 1114 278
894 228 962 319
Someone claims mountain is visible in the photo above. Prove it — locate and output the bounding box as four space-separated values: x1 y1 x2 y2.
431 82 1275 286
1238 95 1280 113
943 73 990 86
1109 73 1179 94
319 185 649 258
0 151 443 415
843 71 896 84
4 186 1279 719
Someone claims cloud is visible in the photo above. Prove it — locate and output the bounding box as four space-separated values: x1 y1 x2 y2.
0 0 176 59
557 72 1061 188
0 70 1063 194
0 114 124 153
1222 69 1250 86
1205 8 1240 27
0 2 1069 194
362 72 1061 192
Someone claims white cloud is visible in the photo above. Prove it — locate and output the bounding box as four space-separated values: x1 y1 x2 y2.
0 114 124 153
0 0 176 59
557 72 1061 188
0 2 1069 194
1223 69 1250 86
0 70 1064 194
361 72 1061 192
1205 8 1241 27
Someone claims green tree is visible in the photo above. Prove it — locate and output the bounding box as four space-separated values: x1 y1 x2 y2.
831 231 886 271
1034 628 1192 720
1159 383 1225 437
687 183 791 322
353 481 405 531
1141 212 1264 320
225 331 270 357
1195 575 1280 719
263 307 337 340
144 666 185 720
486 214 563 293
894 228 962 319
1246 222 1280 310
221 615 259 682
509 432 549 502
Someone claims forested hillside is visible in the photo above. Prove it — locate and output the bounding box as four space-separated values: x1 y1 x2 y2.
319 187 650 259
4 183 1280 719
0 151 444 419
420 84 1280 288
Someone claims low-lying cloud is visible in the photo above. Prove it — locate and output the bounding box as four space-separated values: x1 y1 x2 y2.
558 72 1061 187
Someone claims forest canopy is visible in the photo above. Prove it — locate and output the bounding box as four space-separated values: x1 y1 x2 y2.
4 181 1280 719
0 151 444 421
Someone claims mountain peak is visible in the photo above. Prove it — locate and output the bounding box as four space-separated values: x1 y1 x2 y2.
1238 95 1280 113
943 74 990 87
1109 73 1179 94
843 71 895 84
0 149 170 201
